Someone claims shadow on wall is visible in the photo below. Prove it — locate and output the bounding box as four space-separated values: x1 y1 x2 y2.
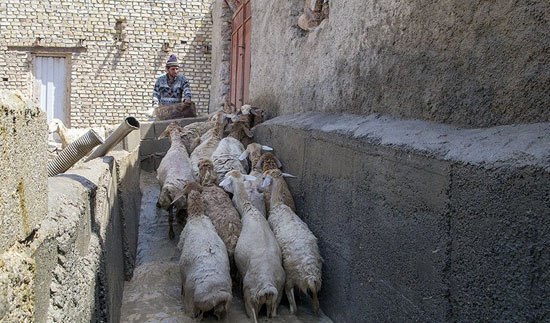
247 92 281 121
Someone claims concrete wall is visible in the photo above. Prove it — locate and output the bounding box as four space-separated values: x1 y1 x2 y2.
247 0 549 128
139 117 208 172
254 113 550 322
0 90 141 322
0 0 213 126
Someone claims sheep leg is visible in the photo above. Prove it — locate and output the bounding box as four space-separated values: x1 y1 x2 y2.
168 206 175 239
243 292 258 323
312 290 320 315
286 285 297 314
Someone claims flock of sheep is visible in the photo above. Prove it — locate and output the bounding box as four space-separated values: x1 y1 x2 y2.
156 105 323 322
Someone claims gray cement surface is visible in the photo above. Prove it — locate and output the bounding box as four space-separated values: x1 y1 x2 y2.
120 171 332 323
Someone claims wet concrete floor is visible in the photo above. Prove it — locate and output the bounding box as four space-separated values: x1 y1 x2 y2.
120 171 332 323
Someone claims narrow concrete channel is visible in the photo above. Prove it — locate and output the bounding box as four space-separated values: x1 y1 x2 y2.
120 171 332 323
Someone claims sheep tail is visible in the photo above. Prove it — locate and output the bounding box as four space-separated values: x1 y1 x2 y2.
257 284 279 317
256 283 278 305
195 291 232 316
212 291 232 320
306 276 321 315
306 275 321 294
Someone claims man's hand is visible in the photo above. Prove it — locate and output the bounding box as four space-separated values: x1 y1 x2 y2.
184 97 191 104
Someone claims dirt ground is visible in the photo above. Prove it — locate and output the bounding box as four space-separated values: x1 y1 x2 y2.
120 171 332 323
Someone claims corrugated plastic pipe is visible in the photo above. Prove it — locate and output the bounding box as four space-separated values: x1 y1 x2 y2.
48 129 104 177
85 116 140 162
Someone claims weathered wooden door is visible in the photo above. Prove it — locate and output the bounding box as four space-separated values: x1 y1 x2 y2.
34 56 68 124
230 0 251 110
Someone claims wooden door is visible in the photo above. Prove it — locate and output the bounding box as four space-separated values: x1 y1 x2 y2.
230 0 251 111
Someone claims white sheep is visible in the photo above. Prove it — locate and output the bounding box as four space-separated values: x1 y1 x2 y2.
219 170 285 323
197 158 242 279
211 121 252 183
156 122 196 239
189 117 227 180
238 143 274 217
48 118 106 149
256 152 296 213
261 168 322 315
177 182 232 320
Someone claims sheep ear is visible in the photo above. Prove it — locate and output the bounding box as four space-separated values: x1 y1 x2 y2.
261 176 272 189
239 150 249 161
171 193 185 207
261 145 273 151
274 156 282 168
243 126 253 138
219 177 233 193
243 174 257 182
158 127 169 139
190 137 201 152
282 172 297 178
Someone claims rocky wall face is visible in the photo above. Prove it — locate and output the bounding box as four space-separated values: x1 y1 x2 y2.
209 1 233 112
0 90 47 253
248 0 549 127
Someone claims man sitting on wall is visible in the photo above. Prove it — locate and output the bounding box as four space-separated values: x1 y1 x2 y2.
151 54 196 120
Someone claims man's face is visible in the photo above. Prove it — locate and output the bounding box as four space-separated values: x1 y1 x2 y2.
167 66 179 78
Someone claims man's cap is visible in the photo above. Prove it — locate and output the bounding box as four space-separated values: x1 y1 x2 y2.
166 54 179 68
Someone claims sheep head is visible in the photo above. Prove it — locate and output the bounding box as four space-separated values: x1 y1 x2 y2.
158 122 184 140
181 182 204 217
207 108 225 123
256 152 282 172
239 143 273 170
260 169 296 192
226 120 253 141
197 158 217 186
219 170 256 194
48 118 65 134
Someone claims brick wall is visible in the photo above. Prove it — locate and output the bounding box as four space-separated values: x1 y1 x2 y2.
0 0 213 127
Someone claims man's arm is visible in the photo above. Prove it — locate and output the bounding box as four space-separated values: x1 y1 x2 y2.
181 76 192 103
152 78 161 108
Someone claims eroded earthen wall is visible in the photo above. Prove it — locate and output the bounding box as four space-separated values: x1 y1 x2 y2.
248 1 549 127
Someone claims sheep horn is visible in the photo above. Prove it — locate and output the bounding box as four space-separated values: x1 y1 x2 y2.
261 145 273 151
243 174 257 182
238 150 249 161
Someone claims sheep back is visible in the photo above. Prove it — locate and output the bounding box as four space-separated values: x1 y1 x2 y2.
178 215 232 317
212 137 248 182
202 185 242 259
267 204 322 295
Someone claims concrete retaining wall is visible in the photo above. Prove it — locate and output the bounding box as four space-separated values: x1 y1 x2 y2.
0 89 141 322
40 150 140 323
253 112 550 322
